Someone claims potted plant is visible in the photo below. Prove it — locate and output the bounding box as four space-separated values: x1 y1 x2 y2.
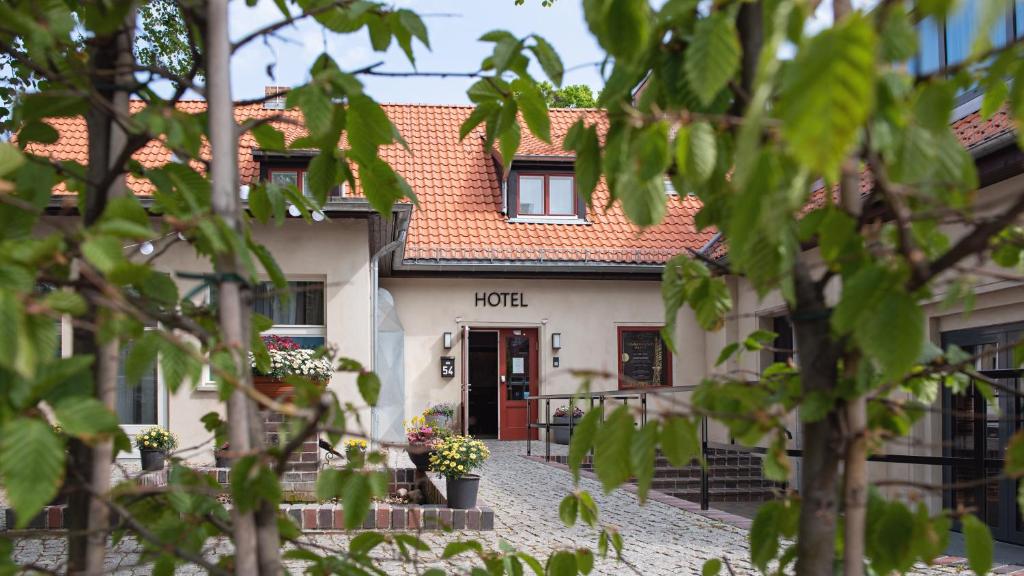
404 415 445 472
344 438 368 467
423 402 456 431
429 435 490 509
552 404 585 445
136 426 177 471
250 335 334 399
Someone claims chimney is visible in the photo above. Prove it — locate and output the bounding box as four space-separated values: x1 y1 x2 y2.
264 86 288 110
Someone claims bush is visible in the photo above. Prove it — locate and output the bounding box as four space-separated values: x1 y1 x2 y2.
428 435 490 479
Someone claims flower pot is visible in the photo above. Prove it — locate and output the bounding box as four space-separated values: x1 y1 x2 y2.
140 448 166 471
407 447 433 471
446 474 480 509
425 413 452 431
253 376 294 400
552 415 581 445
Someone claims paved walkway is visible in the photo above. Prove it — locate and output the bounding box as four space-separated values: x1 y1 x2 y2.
9 441 964 575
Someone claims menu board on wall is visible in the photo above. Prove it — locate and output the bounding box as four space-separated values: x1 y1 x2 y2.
620 330 666 388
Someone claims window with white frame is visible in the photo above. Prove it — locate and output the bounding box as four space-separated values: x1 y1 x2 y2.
117 336 159 425
252 280 326 349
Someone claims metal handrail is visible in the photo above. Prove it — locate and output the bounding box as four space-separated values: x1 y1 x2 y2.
523 375 1021 512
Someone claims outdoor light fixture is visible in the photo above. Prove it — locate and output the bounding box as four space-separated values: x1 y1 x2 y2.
443 331 453 349
551 333 561 350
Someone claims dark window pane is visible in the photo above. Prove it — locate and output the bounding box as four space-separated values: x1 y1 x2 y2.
919 18 942 74
117 341 158 425
252 281 324 326
773 316 795 364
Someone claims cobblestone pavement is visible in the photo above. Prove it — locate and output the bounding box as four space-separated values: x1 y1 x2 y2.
9 441 963 575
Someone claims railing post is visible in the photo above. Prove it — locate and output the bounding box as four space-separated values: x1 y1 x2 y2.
700 415 709 511
545 399 551 462
641 393 647 428
526 394 532 456
568 396 575 445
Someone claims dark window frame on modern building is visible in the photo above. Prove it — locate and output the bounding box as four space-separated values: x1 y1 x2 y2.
910 0 1024 101
617 326 673 390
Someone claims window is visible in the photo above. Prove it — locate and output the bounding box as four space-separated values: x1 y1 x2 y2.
515 173 578 217
617 327 672 389
117 338 159 425
266 168 344 200
252 280 326 349
913 1 1022 79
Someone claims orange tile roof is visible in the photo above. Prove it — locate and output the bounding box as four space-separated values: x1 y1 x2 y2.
26 102 1016 266
28 101 714 265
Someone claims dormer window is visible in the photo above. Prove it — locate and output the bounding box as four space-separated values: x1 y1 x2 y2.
265 167 344 200
508 167 586 223
269 168 307 196
518 174 576 216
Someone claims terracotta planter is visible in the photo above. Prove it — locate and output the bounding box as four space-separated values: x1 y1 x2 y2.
406 446 433 471
140 448 166 471
446 474 480 509
253 375 294 399
252 376 328 400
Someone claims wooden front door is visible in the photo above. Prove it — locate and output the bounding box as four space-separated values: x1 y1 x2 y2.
498 328 539 440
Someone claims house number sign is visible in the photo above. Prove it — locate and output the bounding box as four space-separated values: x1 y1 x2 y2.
474 291 528 307
440 356 455 378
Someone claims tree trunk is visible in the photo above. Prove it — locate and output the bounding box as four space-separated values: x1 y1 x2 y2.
843 393 868 576
67 10 134 574
792 260 842 576
205 2 279 573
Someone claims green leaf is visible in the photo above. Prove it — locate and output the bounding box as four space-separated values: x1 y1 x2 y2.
577 490 599 527
442 540 483 559
962 514 993 576
575 549 594 575
593 405 633 492
856 291 924 379
530 35 563 85
779 14 876 179
564 120 601 204
125 331 161 387
546 550 577 576
685 12 741 106
54 398 119 440
160 338 201 393
687 122 717 184
251 124 286 151
568 408 600 481
619 177 667 227
398 9 429 48
702 559 722 576
287 85 333 139
558 494 578 527
750 501 782 570
660 416 700 467
43 291 86 316
81 236 126 274
347 94 403 162
514 79 551 143
915 81 956 132
0 418 65 527
0 143 25 177
349 532 386 556
604 0 650 63
357 371 381 406
342 473 372 529
630 423 657 503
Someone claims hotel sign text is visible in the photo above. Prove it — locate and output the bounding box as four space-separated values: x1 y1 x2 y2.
474 291 528 308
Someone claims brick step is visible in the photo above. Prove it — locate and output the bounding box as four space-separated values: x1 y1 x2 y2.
666 488 781 503
651 477 783 491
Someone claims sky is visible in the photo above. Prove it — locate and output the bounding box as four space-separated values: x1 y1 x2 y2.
228 0 609 105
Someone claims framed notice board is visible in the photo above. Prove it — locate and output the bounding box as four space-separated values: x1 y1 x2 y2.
618 327 671 389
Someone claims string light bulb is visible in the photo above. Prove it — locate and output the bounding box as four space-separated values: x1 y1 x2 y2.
139 241 154 255
288 204 301 217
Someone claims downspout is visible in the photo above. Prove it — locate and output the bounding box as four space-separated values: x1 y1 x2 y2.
370 228 407 445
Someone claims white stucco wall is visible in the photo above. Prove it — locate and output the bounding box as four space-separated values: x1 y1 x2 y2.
381 277 699 427
152 218 372 463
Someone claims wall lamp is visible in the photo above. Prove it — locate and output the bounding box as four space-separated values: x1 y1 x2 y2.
443 331 453 350
551 332 562 350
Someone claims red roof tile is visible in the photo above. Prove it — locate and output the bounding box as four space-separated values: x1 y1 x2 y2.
27 101 713 265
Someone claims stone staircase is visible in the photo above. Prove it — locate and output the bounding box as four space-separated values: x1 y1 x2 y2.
550 447 785 504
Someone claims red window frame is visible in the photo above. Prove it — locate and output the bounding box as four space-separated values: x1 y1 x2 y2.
267 168 307 196
516 173 577 217
617 326 673 390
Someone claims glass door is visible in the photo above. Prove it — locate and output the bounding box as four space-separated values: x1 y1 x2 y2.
943 324 1024 545
498 329 539 440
